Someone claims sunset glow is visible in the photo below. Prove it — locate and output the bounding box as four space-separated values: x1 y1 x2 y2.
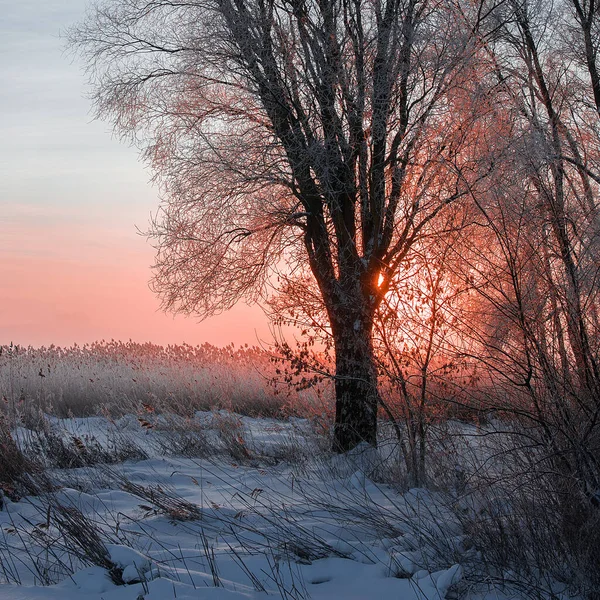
1 1 270 348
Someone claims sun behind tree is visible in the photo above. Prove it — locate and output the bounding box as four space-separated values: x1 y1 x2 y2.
71 0 491 451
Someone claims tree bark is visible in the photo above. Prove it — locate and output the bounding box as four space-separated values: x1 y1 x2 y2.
330 310 379 452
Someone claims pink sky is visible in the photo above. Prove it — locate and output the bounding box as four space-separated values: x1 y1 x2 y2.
0 1 273 349
0 204 273 348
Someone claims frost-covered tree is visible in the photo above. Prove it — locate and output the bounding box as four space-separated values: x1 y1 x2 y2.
71 0 487 450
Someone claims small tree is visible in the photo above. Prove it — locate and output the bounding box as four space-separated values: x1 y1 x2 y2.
374 214 476 486
72 0 488 450
461 0 600 505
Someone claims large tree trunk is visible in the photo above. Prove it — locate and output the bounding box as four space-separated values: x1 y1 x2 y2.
331 312 379 452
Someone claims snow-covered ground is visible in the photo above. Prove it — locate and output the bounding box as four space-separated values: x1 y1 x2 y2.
0 413 564 599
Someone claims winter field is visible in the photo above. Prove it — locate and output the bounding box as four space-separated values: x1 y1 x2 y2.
0 343 597 599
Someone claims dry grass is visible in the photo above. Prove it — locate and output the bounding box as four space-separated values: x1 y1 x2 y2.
0 341 327 420
0 418 39 503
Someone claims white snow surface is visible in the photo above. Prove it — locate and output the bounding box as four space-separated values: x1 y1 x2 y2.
0 413 541 599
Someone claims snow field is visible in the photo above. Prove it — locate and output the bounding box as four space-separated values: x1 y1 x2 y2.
0 413 571 599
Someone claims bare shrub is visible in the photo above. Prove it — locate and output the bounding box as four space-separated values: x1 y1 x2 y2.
414 422 600 599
